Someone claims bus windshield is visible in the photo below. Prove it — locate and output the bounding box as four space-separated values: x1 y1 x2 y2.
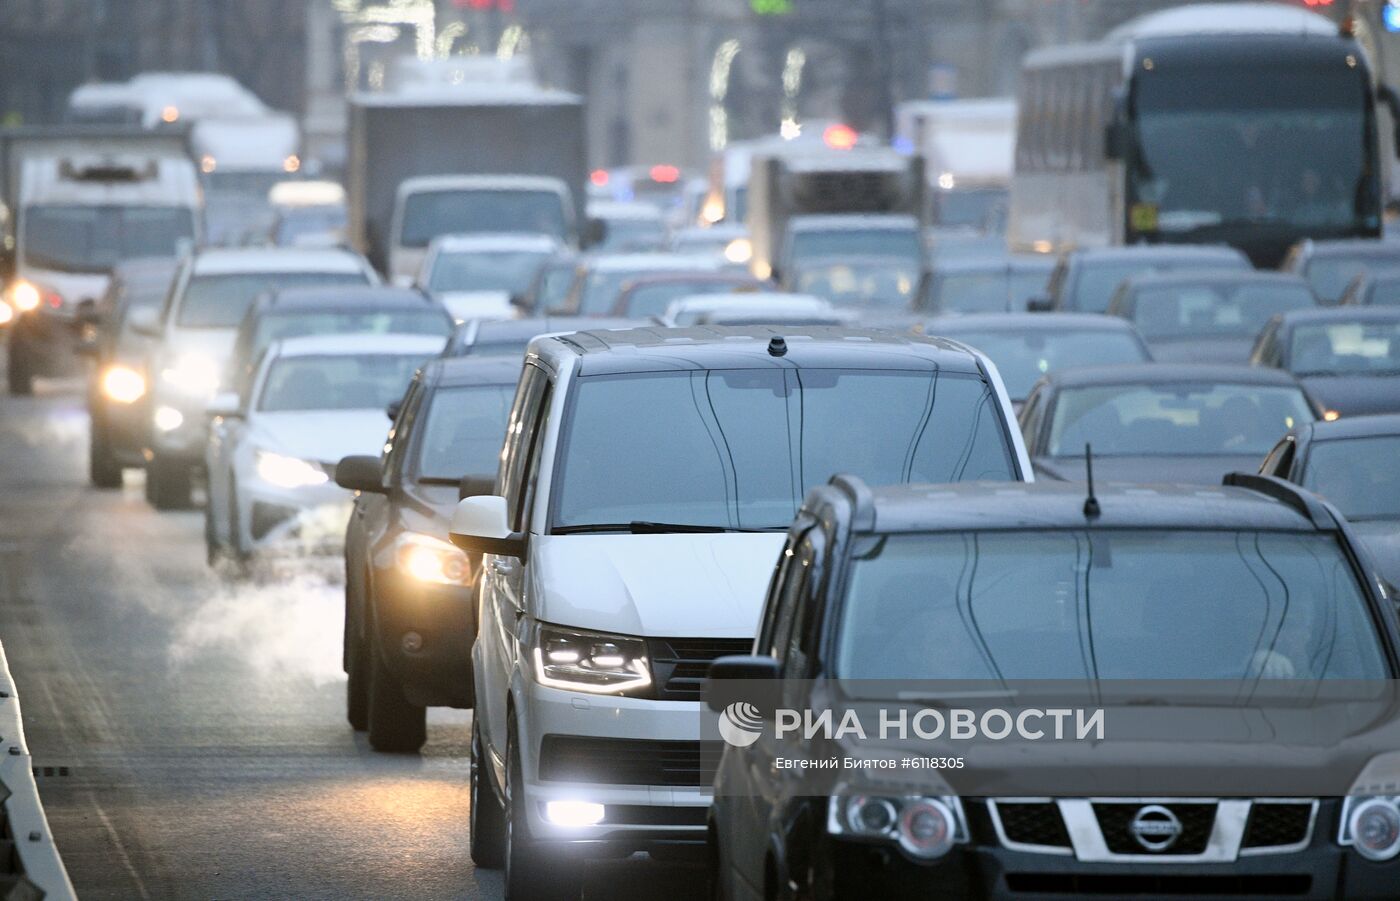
1131 62 1375 236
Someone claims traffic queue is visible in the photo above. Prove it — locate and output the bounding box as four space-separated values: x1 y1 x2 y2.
3 4 1400 899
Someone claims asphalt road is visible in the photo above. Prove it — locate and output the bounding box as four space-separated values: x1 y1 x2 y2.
0 370 705 900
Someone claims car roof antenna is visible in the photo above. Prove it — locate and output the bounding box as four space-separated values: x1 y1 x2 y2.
1083 443 1101 519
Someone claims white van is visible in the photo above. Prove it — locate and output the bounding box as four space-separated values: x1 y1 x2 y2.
448 326 1030 898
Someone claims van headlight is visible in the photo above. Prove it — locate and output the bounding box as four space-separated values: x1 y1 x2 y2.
530 623 652 695
827 785 967 862
255 450 328 489
395 532 470 586
160 352 221 397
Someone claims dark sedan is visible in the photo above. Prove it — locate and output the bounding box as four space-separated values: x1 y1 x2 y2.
922 253 1055 314
922 313 1151 407
1259 413 1400 597
1339 268 1400 307
1107 271 1317 363
1250 307 1400 417
1019 364 1320 484
335 356 518 752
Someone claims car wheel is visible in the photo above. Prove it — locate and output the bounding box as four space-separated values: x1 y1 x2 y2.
89 416 123 489
470 713 506 868
146 452 192 510
344 577 369 732
366 627 426 753
7 339 33 396
504 712 582 901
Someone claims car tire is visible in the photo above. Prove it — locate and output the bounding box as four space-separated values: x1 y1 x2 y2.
7 339 33 397
146 453 192 510
366 627 426 753
344 578 369 732
89 416 123 489
470 713 506 868
505 712 582 901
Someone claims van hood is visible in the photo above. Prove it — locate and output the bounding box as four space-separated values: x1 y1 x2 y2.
529 532 787 638
248 410 390 467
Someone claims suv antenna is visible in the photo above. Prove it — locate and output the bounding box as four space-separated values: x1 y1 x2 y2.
1083 443 1101 519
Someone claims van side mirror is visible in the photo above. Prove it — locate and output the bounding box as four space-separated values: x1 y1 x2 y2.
702 655 781 716
1027 294 1054 313
335 455 386 494
449 495 526 557
127 306 162 337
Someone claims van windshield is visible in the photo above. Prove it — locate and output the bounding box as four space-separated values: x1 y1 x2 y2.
553 368 1015 531
22 205 194 273
400 190 568 247
837 530 1387 681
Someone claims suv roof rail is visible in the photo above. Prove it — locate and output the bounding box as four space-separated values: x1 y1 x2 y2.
1221 472 1332 528
827 473 876 532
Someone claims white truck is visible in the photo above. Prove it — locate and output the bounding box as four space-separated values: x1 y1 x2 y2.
347 83 589 285
1 127 200 395
894 97 1016 232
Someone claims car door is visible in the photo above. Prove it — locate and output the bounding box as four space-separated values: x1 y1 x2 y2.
478 363 551 767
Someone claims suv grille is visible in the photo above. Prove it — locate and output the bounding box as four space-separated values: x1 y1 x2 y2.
648 638 752 701
1242 802 1314 849
993 801 1071 849
1093 803 1216 855
538 736 721 786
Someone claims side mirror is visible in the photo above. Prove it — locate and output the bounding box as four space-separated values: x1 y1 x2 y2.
448 495 526 557
335 454 386 494
458 474 496 501
385 399 402 421
702 655 781 716
583 217 607 248
205 391 242 419
1027 294 1054 313
127 307 162 337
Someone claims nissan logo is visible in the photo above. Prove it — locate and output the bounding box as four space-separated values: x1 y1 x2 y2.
1129 804 1182 852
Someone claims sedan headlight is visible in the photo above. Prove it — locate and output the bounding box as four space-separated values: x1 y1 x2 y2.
101 365 146 404
395 532 471 586
255 450 328 489
530 623 652 695
827 786 967 861
160 352 221 398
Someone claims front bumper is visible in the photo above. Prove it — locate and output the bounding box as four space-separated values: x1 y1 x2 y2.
235 477 353 558
371 568 475 708
516 682 711 855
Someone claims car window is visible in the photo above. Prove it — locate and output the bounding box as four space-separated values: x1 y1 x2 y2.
944 329 1149 400
427 250 551 294
1046 382 1315 457
178 272 370 328
499 364 548 530
252 310 449 361
258 353 427 413
837 530 1387 682
1129 283 1316 340
1303 436 1400 520
413 383 515 482
383 380 424 479
1288 321 1400 375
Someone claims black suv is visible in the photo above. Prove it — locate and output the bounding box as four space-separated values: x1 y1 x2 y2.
705 475 1400 900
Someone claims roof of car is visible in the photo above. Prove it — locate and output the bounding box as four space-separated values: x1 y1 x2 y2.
923 312 1140 334
1038 362 1302 389
1117 270 1311 291
667 293 832 313
847 479 1325 534
933 254 1055 275
1065 245 1247 264
270 333 447 358
787 214 922 231
1272 306 1400 327
448 316 645 355
1297 412 1400 442
531 326 991 377
191 247 370 276
425 355 524 387
1294 239 1400 259
587 201 665 221
426 233 562 254
257 286 437 311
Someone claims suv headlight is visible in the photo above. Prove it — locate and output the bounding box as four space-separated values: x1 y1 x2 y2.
255 450 328 489
827 785 967 862
160 352 221 398
1339 752 1400 861
395 532 470 586
530 623 652 695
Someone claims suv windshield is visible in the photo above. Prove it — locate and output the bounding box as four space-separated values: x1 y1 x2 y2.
427 250 551 294
1129 283 1316 340
415 384 515 481
837 530 1387 681
1304 436 1400 521
177 272 370 328
23 205 194 273
1047 382 1314 457
1289 321 1400 376
258 354 428 412
554 368 1015 531
400 190 567 247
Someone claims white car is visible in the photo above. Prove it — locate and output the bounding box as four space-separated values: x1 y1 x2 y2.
658 292 852 327
448 326 1031 898
417 233 561 322
133 246 378 509
204 333 445 563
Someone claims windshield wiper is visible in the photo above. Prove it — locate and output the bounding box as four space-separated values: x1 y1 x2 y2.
553 521 779 535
